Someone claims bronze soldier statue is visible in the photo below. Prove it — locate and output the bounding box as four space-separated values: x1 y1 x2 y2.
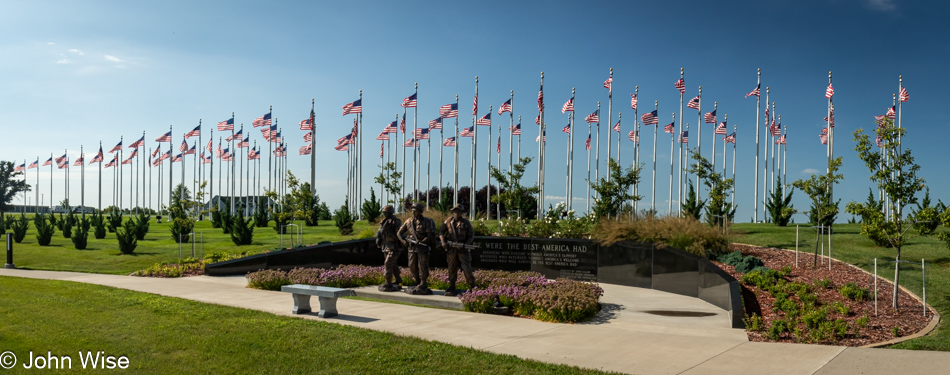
397 203 436 295
439 204 477 296
376 205 403 292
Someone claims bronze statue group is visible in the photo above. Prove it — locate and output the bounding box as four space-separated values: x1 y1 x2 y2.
376 203 476 296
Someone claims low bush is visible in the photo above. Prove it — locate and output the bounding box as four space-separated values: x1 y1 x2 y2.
744 313 764 332
498 217 527 237
839 282 869 302
592 215 731 258
131 259 205 277
246 269 292 290
717 251 766 273
356 228 375 239
170 217 195 243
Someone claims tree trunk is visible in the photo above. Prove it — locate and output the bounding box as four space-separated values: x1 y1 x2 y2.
893 247 901 311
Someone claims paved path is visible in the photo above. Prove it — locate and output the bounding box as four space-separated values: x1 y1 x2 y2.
2 268 949 374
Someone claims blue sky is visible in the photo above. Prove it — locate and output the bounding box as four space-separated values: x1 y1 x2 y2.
2 0 948 222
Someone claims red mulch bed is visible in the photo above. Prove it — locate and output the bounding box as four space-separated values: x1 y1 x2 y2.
715 244 933 347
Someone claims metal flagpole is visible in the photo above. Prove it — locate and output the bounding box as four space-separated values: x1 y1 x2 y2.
586 120 591 214
783 122 787 196
771 102 777 196
723 115 728 176
80 146 85 219
537 72 544 218
486 105 492 219
606 68 613 183
49 153 53 212
595 101 601 188
218 138 222 207
651 101 657 213
678 123 685 215
696 87 702 201
669 113 675 215
229 115 235 214
754 69 761 222
732 123 737 207
567 112 573 212
496 114 501 220
472 77 478 218
412 84 418 206
359 91 364 219
98 143 102 212
399 110 404 210
508 91 514 178
764 90 771 202
711 102 718 173
427 114 432 208
454 99 459 206
518 115 522 162
632 87 640 213
677 68 684 214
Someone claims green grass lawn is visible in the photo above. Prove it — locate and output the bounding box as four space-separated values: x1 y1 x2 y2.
0 276 612 374
732 222 950 350
5 216 376 274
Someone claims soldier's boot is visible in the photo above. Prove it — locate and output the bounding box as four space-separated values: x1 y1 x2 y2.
443 282 457 297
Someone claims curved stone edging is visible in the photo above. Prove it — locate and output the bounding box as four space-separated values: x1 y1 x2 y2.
733 243 940 347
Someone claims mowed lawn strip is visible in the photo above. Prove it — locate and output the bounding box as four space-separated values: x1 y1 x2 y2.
733 223 950 351
0 276 615 374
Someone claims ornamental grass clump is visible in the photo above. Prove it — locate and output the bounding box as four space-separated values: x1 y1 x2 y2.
592 215 731 258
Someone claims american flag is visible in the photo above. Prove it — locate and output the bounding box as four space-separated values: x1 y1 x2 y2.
440 103 459 118
472 94 478 116
604 76 613 92
337 134 353 144
536 130 546 143
261 124 276 140
612 121 621 133
715 122 728 135
628 130 639 143
496 136 501 154
253 112 272 127
886 106 896 119
899 86 909 102
687 96 700 110
777 134 787 145
663 123 674 134
179 140 189 152
585 134 591 150
152 147 161 158
770 124 781 136
55 153 67 163
57 160 68 169
122 154 133 164
217 118 234 131
825 83 834 99
249 148 259 160
206 139 213 152
104 158 116 168
641 110 659 125
404 139 419 147
402 93 418 108
630 93 638 110
585 110 599 124
823 106 835 126
162 150 173 161
562 97 574 113
819 132 828 145
537 83 543 111
270 131 282 143
476 112 491 126
14 163 25 172
375 132 389 141
679 131 689 144
28 159 39 169
110 141 123 152
562 122 571 133
875 135 883 148
352 117 359 136
172 153 183 163
299 117 312 131
379 143 384 158
342 99 362 115
225 130 239 142
91 147 104 163
42 157 52 166
384 121 398 134
534 114 541 125
443 137 457 147
764 106 769 121
746 84 760 98
400 114 406 133
460 126 475 137
129 136 145 148
300 143 312 155
724 132 736 144
184 125 201 138
237 139 249 148
674 78 685 94
874 114 886 126
203 153 213 163
511 123 521 136
704 109 717 124
185 144 197 155
429 117 442 130
414 128 430 140
216 144 223 158
155 131 172 143
498 99 512 115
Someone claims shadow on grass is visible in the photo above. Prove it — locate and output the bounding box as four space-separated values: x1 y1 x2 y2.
115 251 160 256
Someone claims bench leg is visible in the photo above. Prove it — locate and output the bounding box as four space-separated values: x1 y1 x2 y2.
291 294 312 314
317 296 340 318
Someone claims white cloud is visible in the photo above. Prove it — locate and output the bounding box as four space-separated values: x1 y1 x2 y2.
865 0 896 11
47 42 56 45
67 49 84 55
104 55 125 63
802 168 819 174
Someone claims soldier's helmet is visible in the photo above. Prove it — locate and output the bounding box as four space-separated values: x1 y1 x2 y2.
411 203 425 212
382 205 395 214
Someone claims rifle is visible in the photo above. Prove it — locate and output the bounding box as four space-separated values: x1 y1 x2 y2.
446 241 477 251
407 238 430 249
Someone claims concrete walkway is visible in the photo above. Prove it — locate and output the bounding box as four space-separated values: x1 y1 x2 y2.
2 268 949 374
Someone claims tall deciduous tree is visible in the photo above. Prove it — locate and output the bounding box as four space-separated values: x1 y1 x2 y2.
489 157 539 220
851 119 925 310
689 151 736 227
792 157 843 229
0 161 30 214
589 158 642 219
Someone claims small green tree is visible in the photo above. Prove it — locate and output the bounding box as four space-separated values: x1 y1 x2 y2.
230 212 254 245
374 162 404 205
254 196 269 228
169 183 196 243
489 157 539 219
317 202 332 220
132 211 150 240
361 187 382 223
106 206 122 233
689 151 736 228
792 157 843 229
71 217 90 250
90 210 107 239
431 186 453 214
10 213 29 243
852 119 926 310
34 213 55 246
680 181 706 220
765 177 795 226
334 199 355 235
910 188 939 235
289 182 320 227
589 158 642 219
116 219 138 254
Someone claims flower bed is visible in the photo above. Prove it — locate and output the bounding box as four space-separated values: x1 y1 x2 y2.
245 265 604 323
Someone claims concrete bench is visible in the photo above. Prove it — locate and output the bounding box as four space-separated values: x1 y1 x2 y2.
280 284 356 318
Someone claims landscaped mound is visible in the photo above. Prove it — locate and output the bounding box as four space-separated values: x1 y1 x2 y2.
245 265 603 323
591 215 731 257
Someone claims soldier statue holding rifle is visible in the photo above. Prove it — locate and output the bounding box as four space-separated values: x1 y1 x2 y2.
376 205 403 292
397 203 437 295
439 204 477 297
